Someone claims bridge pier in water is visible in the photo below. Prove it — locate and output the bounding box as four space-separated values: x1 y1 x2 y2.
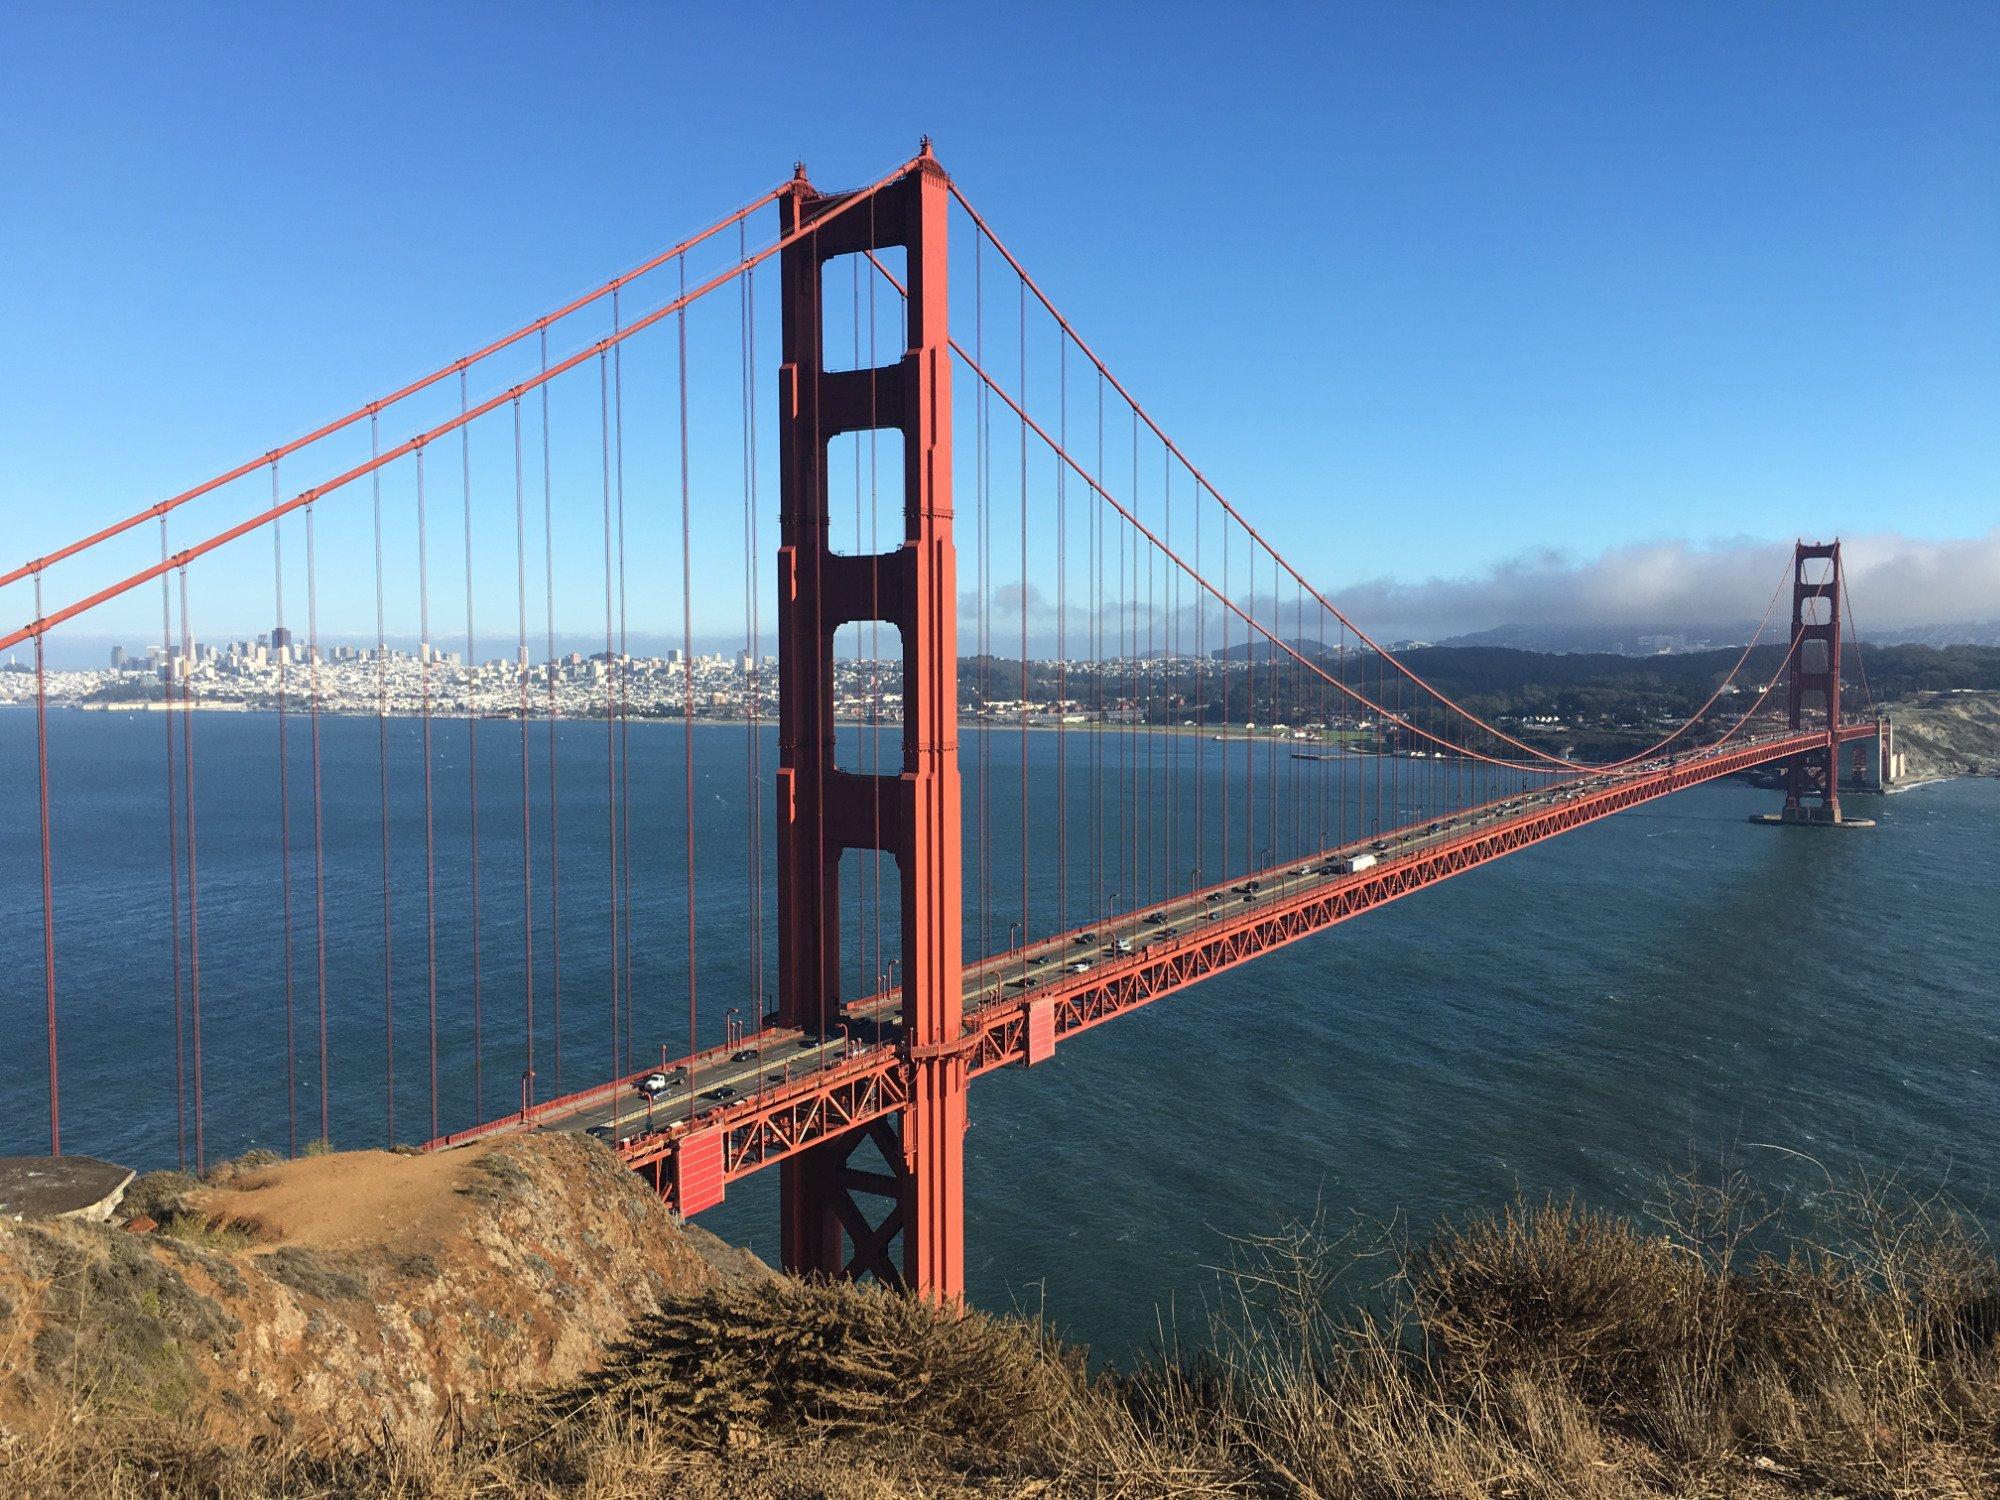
773 147 966 1297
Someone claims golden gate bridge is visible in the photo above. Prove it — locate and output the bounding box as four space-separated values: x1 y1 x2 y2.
1 145 1887 1298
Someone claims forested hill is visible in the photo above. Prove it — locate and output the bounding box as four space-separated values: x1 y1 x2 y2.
962 642 2000 720
1384 642 2000 710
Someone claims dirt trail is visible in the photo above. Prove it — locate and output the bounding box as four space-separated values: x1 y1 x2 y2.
191 1147 481 1252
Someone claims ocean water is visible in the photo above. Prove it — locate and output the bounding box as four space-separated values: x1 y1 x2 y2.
2 704 1995 1356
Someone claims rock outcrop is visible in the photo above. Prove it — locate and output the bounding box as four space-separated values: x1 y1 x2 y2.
0 1134 730 1448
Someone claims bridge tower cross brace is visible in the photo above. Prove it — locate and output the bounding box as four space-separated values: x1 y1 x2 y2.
774 149 967 1298
1783 539 1843 824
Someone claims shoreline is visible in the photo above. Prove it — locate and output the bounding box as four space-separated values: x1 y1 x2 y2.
12 700 1994 789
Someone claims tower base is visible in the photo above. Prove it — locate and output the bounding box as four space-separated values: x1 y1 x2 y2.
1748 809 1875 828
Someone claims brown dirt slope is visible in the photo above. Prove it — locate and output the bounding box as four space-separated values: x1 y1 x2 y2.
0 1133 726 1450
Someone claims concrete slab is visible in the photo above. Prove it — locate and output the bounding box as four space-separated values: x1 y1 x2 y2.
0 1156 137 1223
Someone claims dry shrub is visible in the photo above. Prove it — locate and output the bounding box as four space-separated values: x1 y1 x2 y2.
1115 1168 2000 1497
526 1274 1083 1454
3 1167 1996 1498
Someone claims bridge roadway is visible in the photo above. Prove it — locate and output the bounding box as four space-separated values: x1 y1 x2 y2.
423 725 1873 1211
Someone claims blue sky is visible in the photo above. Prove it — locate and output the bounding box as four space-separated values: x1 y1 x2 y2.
1 1 1994 650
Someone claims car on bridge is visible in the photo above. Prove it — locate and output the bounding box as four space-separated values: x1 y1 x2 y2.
639 1072 671 1097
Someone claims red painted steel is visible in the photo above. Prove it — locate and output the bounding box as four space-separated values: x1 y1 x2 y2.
1025 998 1055 1066
673 1128 727 1217
774 146 964 1297
609 726 1867 1217
622 1047 910 1194
1784 541 1844 822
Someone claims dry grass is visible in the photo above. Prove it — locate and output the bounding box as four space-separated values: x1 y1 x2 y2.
1141 1165 2000 1497
4 1167 1996 1497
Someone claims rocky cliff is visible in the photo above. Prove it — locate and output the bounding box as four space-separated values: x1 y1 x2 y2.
0 1134 744 1450
1891 689 2000 785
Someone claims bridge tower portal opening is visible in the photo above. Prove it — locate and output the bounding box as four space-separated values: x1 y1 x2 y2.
774 147 966 1298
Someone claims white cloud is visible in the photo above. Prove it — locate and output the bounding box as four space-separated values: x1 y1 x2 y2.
1322 529 2000 640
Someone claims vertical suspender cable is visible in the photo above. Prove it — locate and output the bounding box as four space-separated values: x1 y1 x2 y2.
678 257 700 1093
599 352 620 1088
460 372 484 1118
177 568 204 1170
1193 471 1204 892
1092 370 1103 936
305 503 330 1144
975 236 990 971
1267 552 1278 861
271 495 295 1155
372 418 395 1142
514 398 535 1110
1158 464 1168 891
741 234 766 1036
32 576 59 1154
1164 450 1175 896
417 448 441 1141
1238 519 1250 872
540 332 563 1093
1208 524 1224 888
1130 485 1142 905
1338 626 1347 848
1055 337 1067 931
161 522 187 1165
1018 279 1028 959
612 291 635 1078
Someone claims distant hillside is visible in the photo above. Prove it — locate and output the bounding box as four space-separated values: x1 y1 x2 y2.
1434 620 2000 654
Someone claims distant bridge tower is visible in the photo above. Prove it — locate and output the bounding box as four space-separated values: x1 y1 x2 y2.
774 146 966 1297
1781 540 1845 824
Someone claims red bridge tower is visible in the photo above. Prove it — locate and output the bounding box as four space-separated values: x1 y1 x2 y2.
1782 539 1844 824
774 147 966 1297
